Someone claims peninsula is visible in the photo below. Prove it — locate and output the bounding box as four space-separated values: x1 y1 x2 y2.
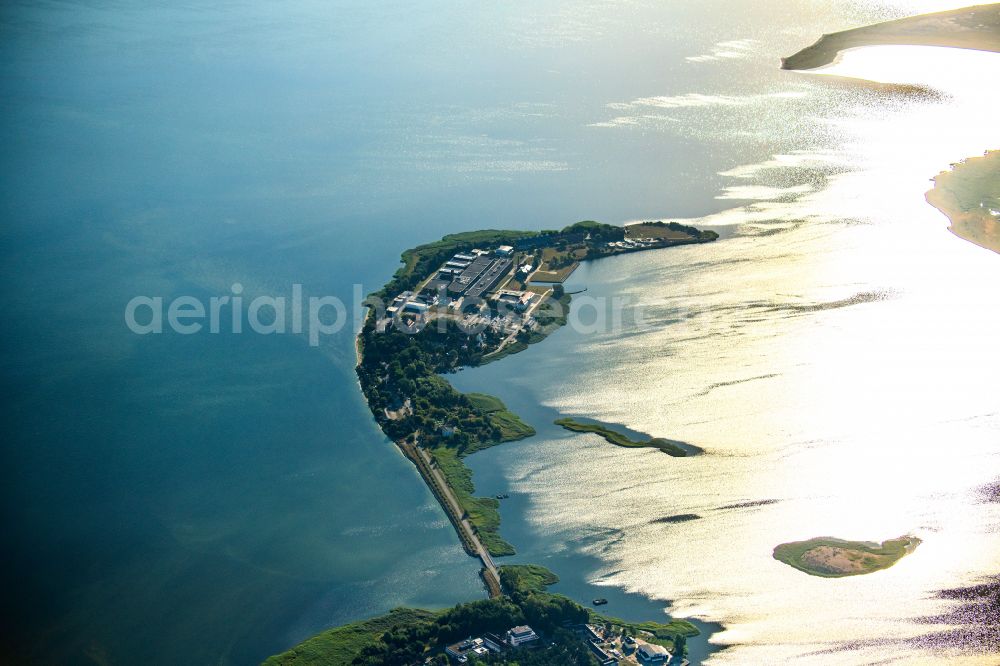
781 3 1000 71
267 221 715 664
356 220 716 570
926 150 1000 254
773 536 921 578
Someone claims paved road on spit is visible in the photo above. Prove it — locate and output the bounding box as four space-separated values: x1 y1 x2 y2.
415 446 500 580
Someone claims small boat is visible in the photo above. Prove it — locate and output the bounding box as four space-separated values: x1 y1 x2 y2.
495 493 510 500
592 598 608 606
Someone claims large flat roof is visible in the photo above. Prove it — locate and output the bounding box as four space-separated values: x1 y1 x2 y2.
448 256 494 293
465 258 511 299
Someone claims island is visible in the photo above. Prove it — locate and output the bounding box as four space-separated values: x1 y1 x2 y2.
926 150 1000 254
773 536 921 578
780 3 1000 71
554 417 699 457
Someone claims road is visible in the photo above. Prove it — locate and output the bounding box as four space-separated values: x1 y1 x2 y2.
398 440 501 596
415 446 500 578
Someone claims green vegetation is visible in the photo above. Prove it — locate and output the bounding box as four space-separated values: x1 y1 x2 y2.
267 564 603 665
554 417 690 457
466 393 536 442
346 221 718 657
358 318 524 449
431 446 514 555
266 564 700 665
590 612 700 652
498 564 560 594
530 289 571 334
773 535 921 578
629 220 719 242
500 566 700 656
263 608 441 666
358 221 713 458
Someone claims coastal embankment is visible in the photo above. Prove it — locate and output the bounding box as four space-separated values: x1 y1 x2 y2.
400 441 502 597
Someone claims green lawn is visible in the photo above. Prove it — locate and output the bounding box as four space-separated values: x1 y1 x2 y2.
554 417 688 457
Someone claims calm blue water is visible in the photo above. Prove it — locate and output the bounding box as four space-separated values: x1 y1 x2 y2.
0 1 948 664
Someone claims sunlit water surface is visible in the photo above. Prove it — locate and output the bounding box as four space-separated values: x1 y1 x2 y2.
456 45 1000 664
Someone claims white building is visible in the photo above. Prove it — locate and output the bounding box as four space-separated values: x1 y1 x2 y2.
637 642 670 662
506 625 539 647
496 245 514 257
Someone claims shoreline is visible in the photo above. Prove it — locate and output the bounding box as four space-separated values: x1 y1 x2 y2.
456 420 729 665
780 4 1000 71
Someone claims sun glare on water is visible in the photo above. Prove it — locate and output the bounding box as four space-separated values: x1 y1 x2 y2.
493 42 1000 664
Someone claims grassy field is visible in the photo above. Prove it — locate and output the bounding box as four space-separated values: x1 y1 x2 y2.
773 536 921 578
531 263 578 283
430 446 515 556
530 246 585 282
263 608 439 666
554 417 689 457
